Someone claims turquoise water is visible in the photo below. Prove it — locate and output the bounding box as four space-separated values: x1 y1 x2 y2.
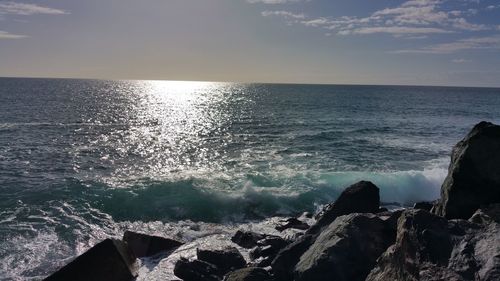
1 78 500 279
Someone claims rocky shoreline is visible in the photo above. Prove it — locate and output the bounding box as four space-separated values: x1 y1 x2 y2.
43 121 500 281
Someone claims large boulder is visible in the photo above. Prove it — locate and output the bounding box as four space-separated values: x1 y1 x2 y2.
366 208 500 281
308 180 380 234
197 247 246 276
249 236 290 267
123 230 183 257
173 257 221 281
432 121 500 219
294 213 394 281
271 234 315 281
224 267 274 281
44 239 137 281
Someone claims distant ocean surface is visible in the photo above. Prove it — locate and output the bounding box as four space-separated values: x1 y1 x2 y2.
1 78 500 279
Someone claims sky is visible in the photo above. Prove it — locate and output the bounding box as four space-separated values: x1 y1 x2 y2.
0 0 500 87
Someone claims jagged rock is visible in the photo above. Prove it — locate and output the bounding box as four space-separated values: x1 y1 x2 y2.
294 213 394 281
366 209 453 281
224 267 274 281
174 257 221 281
377 209 404 232
271 234 314 281
250 236 289 261
414 201 434 211
197 247 246 276
44 239 137 281
309 180 380 234
366 208 500 281
231 230 266 249
275 218 309 232
469 203 500 224
122 230 183 257
432 121 500 219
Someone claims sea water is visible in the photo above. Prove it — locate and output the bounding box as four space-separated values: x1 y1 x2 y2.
1 78 499 279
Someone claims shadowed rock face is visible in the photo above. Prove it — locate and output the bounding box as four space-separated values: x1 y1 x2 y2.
43 239 137 281
173 258 221 281
367 208 500 281
308 180 380 234
224 267 274 281
123 231 183 258
294 213 394 281
197 247 246 276
433 121 500 220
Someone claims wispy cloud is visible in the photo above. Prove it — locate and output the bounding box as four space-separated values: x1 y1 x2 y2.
0 30 27 39
260 0 493 37
452 58 469 63
343 26 452 35
0 2 68 15
393 36 500 54
262 10 305 19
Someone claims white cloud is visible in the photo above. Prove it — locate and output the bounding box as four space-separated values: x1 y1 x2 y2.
261 10 305 19
393 36 500 54
344 26 451 35
0 30 27 39
0 2 68 15
259 0 494 37
452 58 468 63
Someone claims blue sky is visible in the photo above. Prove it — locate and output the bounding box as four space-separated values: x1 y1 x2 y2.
0 0 499 86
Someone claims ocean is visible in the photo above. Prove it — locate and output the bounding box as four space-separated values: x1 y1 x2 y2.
1 78 500 279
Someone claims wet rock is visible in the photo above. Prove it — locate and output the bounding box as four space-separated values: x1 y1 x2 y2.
309 181 380 234
432 121 500 219
173 257 221 281
275 218 309 232
122 230 183 258
250 236 289 260
294 213 395 281
469 203 500 225
271 234 314 281
197 247 246 276
44 239 137 281
224 267 274 281
414 201 434 211
231 230 266 249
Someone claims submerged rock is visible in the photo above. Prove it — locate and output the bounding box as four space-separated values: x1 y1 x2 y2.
123 230 183 258
174 257 221 281
224 267 274 281
44 239 137 281
294 213 394 281
197 247 246 276
432 121 500 219
309 180 380 234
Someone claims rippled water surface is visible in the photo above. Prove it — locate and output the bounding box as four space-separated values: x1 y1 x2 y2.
1 78 500 279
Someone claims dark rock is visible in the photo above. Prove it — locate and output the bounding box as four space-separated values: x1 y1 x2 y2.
414 201 434 211
378 209 404 232
309 181 380 234
377 207 389 213
174 257 221 281
366 210 453 281
197 247 246 276
275 218 309 232
469 203 500 224
294 213 395 281
271 234 314 281
231 230 266 249
432 121 500 219
224 267 274 281
250 236 290 262
122 230 183 258
44 239 137 281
